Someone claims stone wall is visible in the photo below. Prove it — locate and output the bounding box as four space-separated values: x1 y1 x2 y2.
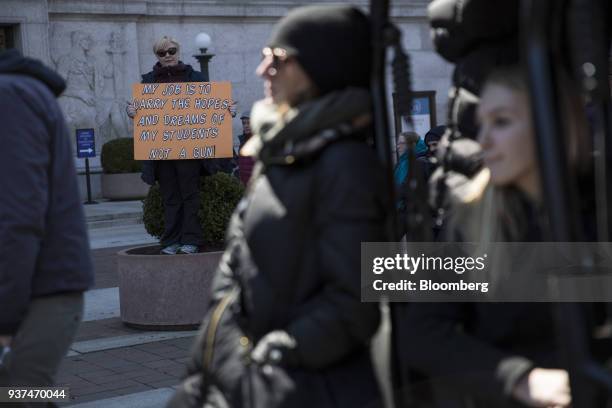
2 0 50 62
3 0 453 198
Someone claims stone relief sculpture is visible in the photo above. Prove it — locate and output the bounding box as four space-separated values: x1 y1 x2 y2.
99 31 131 140
54 31 101 152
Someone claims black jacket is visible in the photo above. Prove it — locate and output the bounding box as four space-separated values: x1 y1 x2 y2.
0 49 94 334
397 186 610 407
180 90 387 407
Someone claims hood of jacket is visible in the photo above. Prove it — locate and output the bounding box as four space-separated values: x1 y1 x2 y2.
244 88 372 164
0 49 66 96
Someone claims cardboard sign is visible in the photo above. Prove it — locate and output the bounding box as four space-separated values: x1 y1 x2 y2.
132 81 233 160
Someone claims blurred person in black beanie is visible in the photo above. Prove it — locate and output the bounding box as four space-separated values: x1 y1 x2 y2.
266 4 371 96
169 5 387 408
424 125 446 157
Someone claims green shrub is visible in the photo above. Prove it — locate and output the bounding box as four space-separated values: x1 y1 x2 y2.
142 172 245 246
101 138 142 174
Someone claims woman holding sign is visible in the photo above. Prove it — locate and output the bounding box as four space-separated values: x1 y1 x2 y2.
127 36 206 255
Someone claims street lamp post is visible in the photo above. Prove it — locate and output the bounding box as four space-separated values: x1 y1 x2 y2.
193 32 214 81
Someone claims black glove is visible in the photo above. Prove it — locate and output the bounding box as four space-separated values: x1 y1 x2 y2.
251 330 299 367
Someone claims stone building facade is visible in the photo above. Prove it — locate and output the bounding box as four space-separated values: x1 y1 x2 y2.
1 0 452 198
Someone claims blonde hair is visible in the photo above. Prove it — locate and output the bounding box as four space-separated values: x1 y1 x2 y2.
153 36 180 54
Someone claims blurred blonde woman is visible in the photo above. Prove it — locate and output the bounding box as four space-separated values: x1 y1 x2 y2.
400 66 602 408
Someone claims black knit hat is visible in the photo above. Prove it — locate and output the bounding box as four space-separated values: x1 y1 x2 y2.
266 5 372 95
425 125 446 144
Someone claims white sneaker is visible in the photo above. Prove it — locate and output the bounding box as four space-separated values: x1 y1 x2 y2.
178 244 199 254
160 243 181 255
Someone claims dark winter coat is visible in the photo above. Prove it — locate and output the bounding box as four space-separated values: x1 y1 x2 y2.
397 184 609 407
0 49 94 335
178 89 387 407
139 62 206 185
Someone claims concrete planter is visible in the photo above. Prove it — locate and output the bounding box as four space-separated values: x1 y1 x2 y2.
102 173 149 200
117 245 222 330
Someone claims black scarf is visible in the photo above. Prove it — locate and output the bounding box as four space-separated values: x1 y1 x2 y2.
152 61 190 83
248 88 372 165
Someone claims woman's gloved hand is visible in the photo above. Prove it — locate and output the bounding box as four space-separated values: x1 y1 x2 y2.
251 330 299 366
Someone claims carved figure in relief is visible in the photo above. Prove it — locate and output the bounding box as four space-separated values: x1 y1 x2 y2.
99 31 131 140
54 31 101 146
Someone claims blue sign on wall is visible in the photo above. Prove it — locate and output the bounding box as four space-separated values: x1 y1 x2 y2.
411 96 431 115
76 128 95 158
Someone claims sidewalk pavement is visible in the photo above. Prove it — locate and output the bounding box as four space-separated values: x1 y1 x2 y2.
84 200 157 250
55 200 393 407
57 328 193 406
54 200 195 407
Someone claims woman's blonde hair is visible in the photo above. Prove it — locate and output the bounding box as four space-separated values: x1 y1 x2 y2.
153 36 180 54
